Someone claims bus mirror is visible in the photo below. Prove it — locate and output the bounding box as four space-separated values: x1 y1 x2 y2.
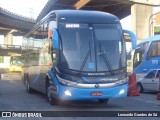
127 49 135 60
123 30 137 49
127 54 131 60
52 53 56 60
52 29 59 49
52 53 58 65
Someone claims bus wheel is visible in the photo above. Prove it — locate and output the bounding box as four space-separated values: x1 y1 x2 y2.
98 99 109 104
137 83 143 93
26 79 33 93
46 81 58 105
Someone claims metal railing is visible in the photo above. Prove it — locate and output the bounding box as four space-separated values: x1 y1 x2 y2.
0 44 40 50
0 44 25 50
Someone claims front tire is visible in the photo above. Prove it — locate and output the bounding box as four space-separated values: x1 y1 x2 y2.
137 82 143 93
25 79 33 93
46 81 58 105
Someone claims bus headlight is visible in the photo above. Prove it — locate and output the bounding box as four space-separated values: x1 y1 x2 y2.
56 75 77 87
64 90 72 96
119 89 125 95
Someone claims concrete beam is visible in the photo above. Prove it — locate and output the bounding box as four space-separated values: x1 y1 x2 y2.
74 0 91 10
131 4 153 40
8 29 18 34
130 0 160 6
4 33 13 45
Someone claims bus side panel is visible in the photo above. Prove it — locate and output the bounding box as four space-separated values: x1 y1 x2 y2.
133 61 148 81
135 56 160 74
28 64 41 91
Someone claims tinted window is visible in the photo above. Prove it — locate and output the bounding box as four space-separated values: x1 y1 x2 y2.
93 24 124 71
147 41 160 59
146 70 156 79
156 70 160 78
133 48 144 68
59 23 125 72
94 25 120 41
59 23 95 71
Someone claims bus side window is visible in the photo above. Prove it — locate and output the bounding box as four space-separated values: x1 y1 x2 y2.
147 41 158 59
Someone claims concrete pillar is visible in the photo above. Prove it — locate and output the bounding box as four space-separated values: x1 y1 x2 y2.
131 4 153 40
4 33 13 45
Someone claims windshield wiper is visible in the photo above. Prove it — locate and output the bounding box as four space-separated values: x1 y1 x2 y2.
80 49 91 71
98 42 114 75
80 39 92 71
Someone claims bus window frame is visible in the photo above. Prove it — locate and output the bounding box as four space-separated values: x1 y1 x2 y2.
133 47 145 68
146 41 160 60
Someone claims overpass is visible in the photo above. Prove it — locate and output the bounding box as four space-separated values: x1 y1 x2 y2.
37 0 133 21
0 44 41 56
0 7 36 46
37 0 160 40
0 44 24 56
0 7 35 32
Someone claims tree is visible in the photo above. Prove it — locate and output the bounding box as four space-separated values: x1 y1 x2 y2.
154 26 160 35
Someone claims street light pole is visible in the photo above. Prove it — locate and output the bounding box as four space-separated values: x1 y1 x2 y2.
148 11 160 37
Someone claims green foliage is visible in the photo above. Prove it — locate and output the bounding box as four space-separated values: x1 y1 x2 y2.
0 56 4 63
154 27 160 35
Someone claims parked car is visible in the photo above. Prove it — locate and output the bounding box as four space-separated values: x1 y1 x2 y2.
137 69 160 93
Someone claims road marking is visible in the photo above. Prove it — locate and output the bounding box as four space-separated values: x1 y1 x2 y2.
135 97 160 106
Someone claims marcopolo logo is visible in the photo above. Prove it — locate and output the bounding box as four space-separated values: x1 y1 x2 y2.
95 84 100 88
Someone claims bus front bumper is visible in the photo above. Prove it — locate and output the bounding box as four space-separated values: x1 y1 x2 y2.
53 83 128 100
10 67 22 72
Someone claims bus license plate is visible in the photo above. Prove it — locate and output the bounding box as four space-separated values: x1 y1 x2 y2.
91 92 103 96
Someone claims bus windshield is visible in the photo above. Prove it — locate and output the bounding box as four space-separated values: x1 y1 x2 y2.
133 42 148 69
10 56 23 66
59 23 125 72
133 48 144 69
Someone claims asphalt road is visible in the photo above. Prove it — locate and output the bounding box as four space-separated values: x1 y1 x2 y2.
0 73 160 120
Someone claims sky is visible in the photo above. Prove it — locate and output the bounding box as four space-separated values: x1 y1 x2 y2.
0 0 48 19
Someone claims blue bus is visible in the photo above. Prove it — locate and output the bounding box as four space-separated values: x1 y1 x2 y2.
128 35 160 77
22 10 136 105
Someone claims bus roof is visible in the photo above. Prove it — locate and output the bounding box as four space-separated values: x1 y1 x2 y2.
137 35 160 45
40 10 120 24
27 10 121 37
